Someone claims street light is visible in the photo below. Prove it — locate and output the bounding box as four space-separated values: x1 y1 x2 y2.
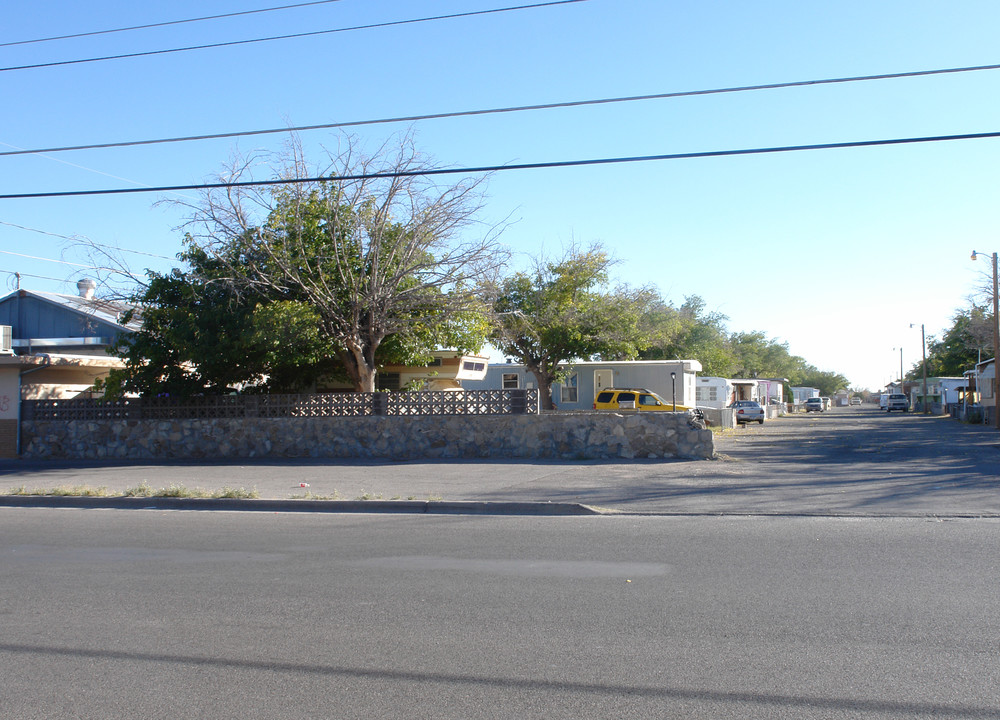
971 250 1000 430
910 323 929 414
670 371 677 412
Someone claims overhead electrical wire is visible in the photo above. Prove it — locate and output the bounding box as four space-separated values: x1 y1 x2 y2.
0 220 174 260
2 61 998 158
2 269 67 285
0 0 589 73
0 249 100 269
3 130 999 200
0 0 346 48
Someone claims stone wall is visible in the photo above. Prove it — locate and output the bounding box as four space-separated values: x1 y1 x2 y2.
0 419 16 458
20 412 714 461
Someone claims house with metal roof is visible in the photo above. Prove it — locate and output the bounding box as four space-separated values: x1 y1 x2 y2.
0 279 139 357
0 280 138 456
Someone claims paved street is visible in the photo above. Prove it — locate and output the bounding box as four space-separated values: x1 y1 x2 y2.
3 510 999 719
4 408 1000 718
2 406 999 515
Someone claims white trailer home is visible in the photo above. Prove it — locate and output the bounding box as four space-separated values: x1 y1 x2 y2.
756 378 786 406
791 386 821 406
465 359 702 410
694 377 761 409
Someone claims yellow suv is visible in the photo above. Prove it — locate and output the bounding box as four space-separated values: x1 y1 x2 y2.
593 388 695 413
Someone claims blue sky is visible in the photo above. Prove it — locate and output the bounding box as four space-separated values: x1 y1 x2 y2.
3 0 1000 390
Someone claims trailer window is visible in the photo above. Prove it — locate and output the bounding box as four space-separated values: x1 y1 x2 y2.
560 373 578 403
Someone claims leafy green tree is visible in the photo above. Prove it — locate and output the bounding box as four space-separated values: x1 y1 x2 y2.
638 296 849 392
729 331 811 381
638 296 735 376
791 368 849 397
105 244 341 397
909 304 992 379
489 245 655 410
173 134 503 392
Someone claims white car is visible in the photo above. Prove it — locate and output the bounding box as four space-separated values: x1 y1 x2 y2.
886 394 909 412
730 400 765 424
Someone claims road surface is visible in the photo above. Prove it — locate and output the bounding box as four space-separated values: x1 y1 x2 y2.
2 510 999 719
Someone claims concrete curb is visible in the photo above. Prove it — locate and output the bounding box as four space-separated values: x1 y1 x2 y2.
0 496 600 516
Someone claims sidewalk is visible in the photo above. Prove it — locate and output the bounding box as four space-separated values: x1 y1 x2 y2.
2 409 999 516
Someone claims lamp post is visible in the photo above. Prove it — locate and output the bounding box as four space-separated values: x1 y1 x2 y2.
910 323 929 414
971 250 1000 430
670 371 677 412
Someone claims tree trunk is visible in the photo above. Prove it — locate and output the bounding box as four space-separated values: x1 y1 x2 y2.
356 362 377 393
339 346 378 392
528 365 556 411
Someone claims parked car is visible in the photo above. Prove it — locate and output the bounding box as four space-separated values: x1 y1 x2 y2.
821 396 832 410
730 399 765 424
594 388 700 417
850 396 862 405
886 393 909 412
804 397 824 412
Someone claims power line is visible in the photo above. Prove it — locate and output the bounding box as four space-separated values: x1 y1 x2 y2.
0 220 174 260
0 0 346 48
1 269 69 284
0 0 589 73
4 130 999 200
0 249 99 269
3 60 998 158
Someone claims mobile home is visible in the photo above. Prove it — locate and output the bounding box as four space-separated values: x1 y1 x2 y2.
466 359 702 410
694 377 763 409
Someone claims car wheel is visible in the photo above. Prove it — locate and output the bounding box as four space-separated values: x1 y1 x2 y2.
758 418 764 424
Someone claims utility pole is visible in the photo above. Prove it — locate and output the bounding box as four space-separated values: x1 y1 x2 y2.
920 324 929 414
971 251 1000 429
893 347 903 394
993 252 998 429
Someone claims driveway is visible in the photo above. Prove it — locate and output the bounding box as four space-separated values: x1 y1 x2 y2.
1 406 998 516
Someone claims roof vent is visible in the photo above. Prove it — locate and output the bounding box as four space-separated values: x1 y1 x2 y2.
77 278 97 299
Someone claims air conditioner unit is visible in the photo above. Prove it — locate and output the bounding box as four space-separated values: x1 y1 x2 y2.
0 325 12 354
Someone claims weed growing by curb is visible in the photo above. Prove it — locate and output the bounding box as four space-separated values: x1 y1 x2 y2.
290 490 342 500
123 481 156 497
4 483 259 500
4 484 114 497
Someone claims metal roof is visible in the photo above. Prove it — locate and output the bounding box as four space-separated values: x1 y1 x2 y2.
0 288 141 332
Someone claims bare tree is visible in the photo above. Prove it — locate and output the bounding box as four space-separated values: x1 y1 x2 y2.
170 133 507 391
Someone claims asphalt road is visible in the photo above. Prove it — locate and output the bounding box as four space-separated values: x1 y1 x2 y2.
2 510 998 720
2 406 999 516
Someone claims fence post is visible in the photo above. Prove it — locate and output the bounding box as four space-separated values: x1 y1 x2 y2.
510 389 527 414
244 395 261 418
372 392 388 416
